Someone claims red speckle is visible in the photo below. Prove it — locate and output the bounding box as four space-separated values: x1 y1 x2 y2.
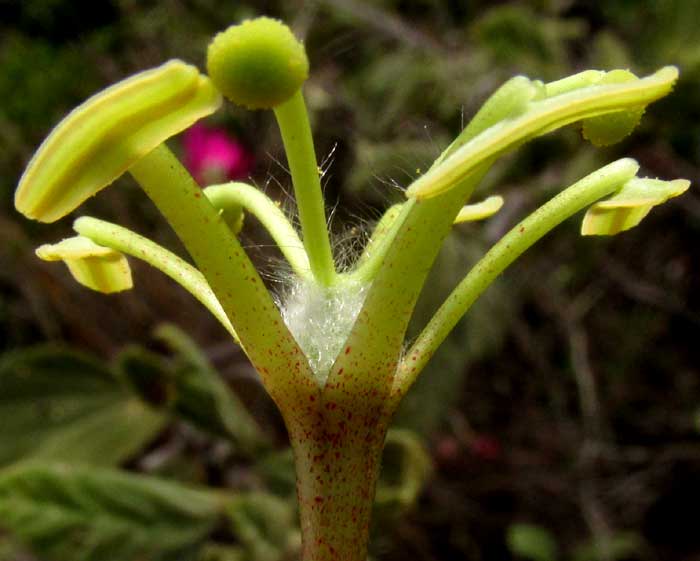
309 395 316 402
345 346 351 355
314 496 324 504
519 225 525 233
194 192 201 198
337 368 344 376
326 402 337 410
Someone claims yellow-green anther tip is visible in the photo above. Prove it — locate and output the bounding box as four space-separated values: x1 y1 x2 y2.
36 236 133 294
581 177 690 236
15 60 222 223
206 17 309 110
454 195 504 223
221 205 245 234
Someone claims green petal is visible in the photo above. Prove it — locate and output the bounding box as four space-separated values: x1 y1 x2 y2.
453 195 504 223
36 236 133 293
16 60 222 223
581 177 690 235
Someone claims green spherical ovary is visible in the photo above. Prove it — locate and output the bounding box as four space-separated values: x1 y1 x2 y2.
207 17 309 110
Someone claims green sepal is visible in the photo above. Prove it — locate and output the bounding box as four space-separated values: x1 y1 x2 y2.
15 60 222 222
36 236 132 294
581 177 689 235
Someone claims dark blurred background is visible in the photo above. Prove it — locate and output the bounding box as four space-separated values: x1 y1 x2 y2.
1 1 699 560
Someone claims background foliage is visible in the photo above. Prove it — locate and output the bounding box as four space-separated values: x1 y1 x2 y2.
1 1 699 560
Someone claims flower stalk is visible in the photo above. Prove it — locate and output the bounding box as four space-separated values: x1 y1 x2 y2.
274 91 337 286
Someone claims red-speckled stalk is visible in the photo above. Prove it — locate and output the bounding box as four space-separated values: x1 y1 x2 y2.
286 385 393 561
129 143 318 408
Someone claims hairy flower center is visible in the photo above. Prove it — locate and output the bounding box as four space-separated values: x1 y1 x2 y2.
281 279 368 384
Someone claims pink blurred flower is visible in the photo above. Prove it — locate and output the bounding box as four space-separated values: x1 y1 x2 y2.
183 123 253 184
470 434 502 461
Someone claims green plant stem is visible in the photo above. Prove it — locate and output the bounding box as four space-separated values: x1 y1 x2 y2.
274 90 336 286
204 182 312 280
73 216 239 343
392 158 639 400
127 143 318 407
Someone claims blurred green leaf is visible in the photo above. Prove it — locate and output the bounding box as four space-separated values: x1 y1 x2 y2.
0 346 167 468
227 492 299 561
0 34 99 131
375 429 432 511
507 523 558 561
117 324 269 454
0 463 223 561
0 534 26 561
256 448 297 498
472 4 584 78
154 323 212 370
572 532 645 561
198 543 246 561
